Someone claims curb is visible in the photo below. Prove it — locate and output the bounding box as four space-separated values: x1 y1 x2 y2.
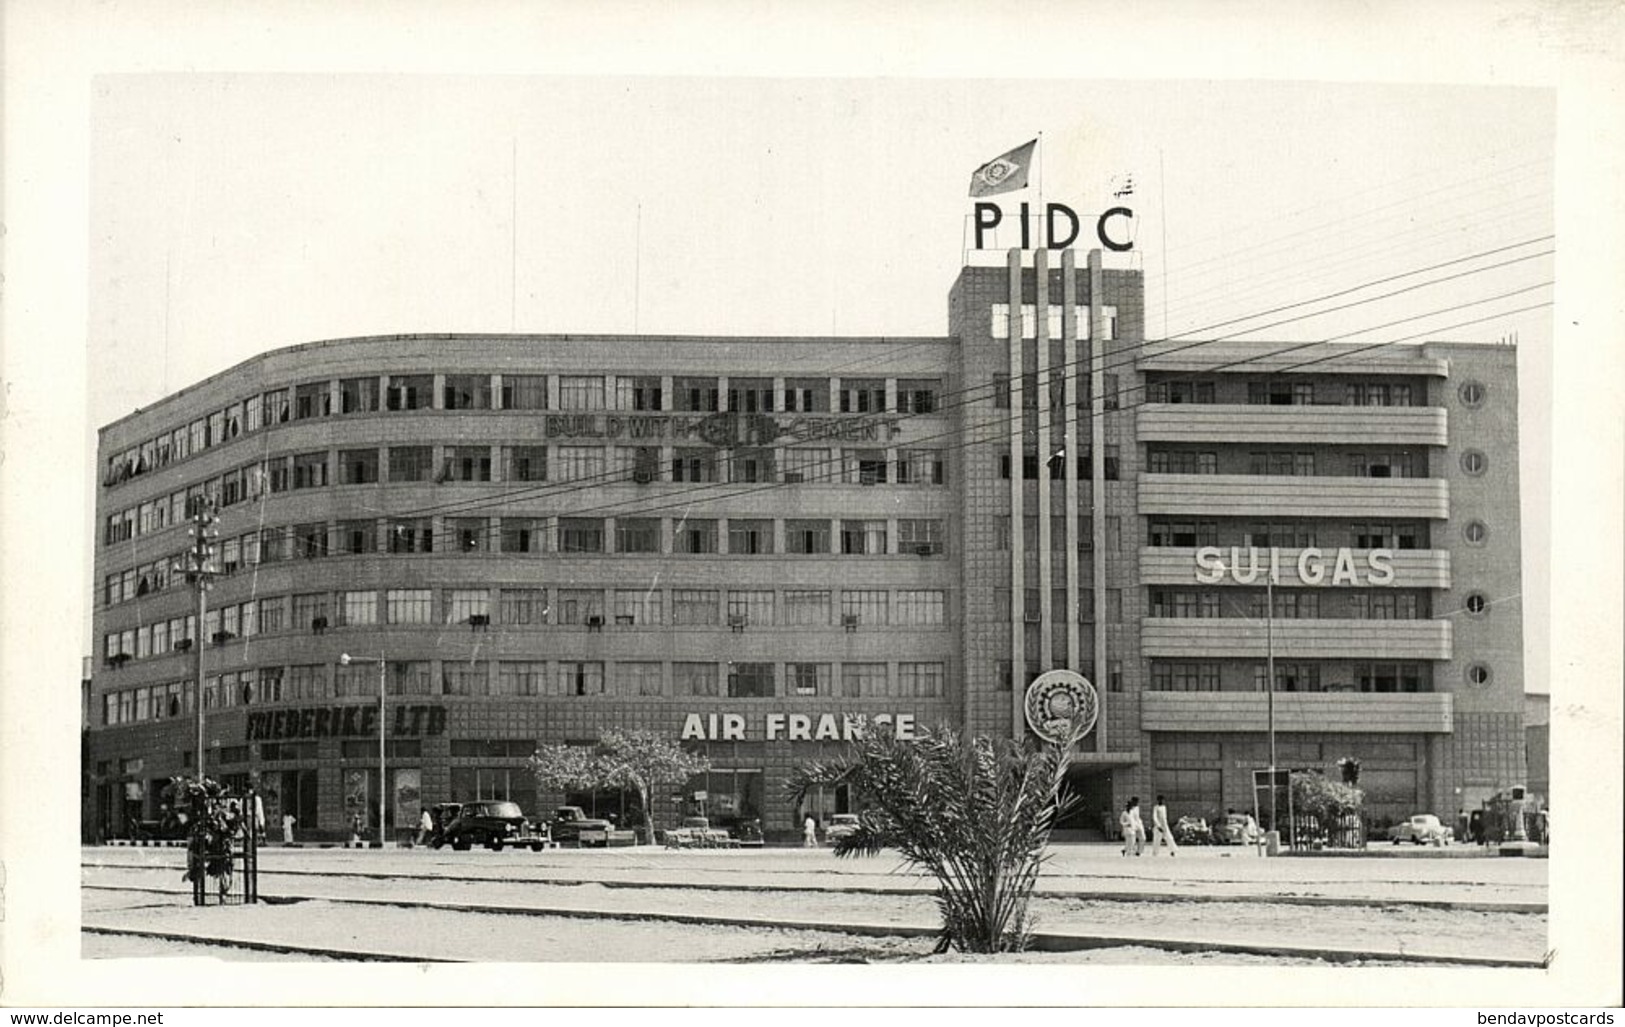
82 924 456 963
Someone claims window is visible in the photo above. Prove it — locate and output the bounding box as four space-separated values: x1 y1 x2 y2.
993 372 1012 410
558 518 604 553
506 446 547 482
444 446 492 482
443 374 492 410
1463 520 1489 545
728 378 774 413
839 663 886 698
727 663 775 698
671 448 719 483
340 449 379 485
502 375 547 410
838 379 885 413
388 661 434 696
1465 593 1488 615
558 376 605 410
675 519 718 554
449 517 488 552
496 661 547 697
614 446 662 483
1149 380 1216 404
1243 521 1317 548
444 589 490 625
783 378 829 413
386 589 432 624
612 662 663 697
1460 450 1488 475
1248 381 1315 406
898 663 944 697
258 597 285 634
1458 381 1487 407
294 382 330 419
1151 662 1221 692
616 376 663 411
500 588 544 625
787 663 830 697
338 590 377 626
389 446 433 482
388 518 433 553
1147 450 1219 475
1248 451 1315 476
781 448 835 483
340 377 379 413
555 589 603 626
1356 662 1425 694
613 589 663 625
1102 373 1120 411
851 449 888 485
1348 592 1419 620
442 661 489 696
785 519 830 554
1466 664 1491 687
673 377 719 412
294 522 328 559
841 590 888 626
1348 452 1415 478
727 519 773 554
840 520 887 555
244 395 264 431
292 593 329 632
731 448 776 483
897 449 944 485
615 518 660 554
672 589 719 625
288 665 329 701
1148 520 1219 547
894 590 946 626
554 446 605 482
501 518 542 554
386 375 432 411
782 590 831 626
896 379 939 414
292 452 329 489
726 590 774 626
673 662 719 696
898 519 944 556
560 661 606 696
257 525 291 563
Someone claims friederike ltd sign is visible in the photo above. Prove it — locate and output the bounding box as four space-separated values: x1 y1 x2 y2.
245 704 448 741
680 712 918 742
1194 546 1396 587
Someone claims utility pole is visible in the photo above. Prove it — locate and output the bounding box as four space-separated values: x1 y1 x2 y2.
183 500 220 779
1266 572 1278 849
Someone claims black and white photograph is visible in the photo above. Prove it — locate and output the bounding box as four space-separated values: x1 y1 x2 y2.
2 1 1621 1012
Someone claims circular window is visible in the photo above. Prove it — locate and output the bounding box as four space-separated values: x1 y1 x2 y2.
1462 520 1489 545
1460 450 1488 476
1459 381 1487 407
1466 664 1492 688
1465 593 1488 615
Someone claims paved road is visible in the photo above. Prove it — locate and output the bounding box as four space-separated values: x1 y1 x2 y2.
82 843 1547 965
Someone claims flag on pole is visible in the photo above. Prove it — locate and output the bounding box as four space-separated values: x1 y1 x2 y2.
968 139 1038 197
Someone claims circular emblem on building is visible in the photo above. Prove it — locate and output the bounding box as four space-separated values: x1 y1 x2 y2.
1023 670 1099 743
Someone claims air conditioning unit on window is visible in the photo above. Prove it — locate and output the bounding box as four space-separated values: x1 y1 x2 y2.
585 615 604 631
728 614 748 632
632 468 654 484
782 472 804 484
913 544 935 557
468 614 490 631
841 614 859 631
1023 612 1042 624
173 638 194 653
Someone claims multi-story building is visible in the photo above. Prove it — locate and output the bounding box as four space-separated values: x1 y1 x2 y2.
85 248 1526 842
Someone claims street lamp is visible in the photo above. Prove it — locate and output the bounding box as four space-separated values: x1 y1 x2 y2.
340 653 387 848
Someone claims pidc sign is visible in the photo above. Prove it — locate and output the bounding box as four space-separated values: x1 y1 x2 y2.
972 202 1134 252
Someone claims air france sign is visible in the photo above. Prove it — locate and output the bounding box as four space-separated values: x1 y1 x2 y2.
1194 546 1396 587
680 711 918 742
972 202 1135 252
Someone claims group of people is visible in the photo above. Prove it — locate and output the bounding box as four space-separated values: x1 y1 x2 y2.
1118 795 1179 856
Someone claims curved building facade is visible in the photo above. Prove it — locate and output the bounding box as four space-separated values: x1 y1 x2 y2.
86 251 1526 842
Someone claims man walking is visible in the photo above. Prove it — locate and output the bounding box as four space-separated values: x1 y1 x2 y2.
1120 797 1146 856
1150 794 1178 856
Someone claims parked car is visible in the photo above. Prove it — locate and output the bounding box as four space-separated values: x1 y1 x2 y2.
549 805 613 846
1388 813 1452 845
824 813 862 843
431 801 547 851
1212 813 1256 845
1173 815 1213 846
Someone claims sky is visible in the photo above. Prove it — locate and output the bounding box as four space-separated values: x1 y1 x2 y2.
85 74 1556 689
5 1 1620 1008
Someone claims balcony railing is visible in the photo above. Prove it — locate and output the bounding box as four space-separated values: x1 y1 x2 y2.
1141 690 1453 734
1140 617 1452 661
1138 475 1449 520
1136 403 1447 447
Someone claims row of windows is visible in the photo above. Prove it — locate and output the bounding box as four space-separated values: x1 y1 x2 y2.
1145 520 1428 550
993 588 1124 623
100 447 947 547
99 659 950 725
102 516 948 607
1148 660 1432 693
998 448 1121 480
1145 589 1429 620
100 587 951 662
993 372 1121 412
1144 379 1422 407
989 304 1120 341
102 374 943 490
1144 450 1424 478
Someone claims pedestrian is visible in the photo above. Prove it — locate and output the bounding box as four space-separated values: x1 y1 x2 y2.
803 814 818 848
1243 810 1262 851
252 793 266 838
1120 798 1145 856
1150 794 1178 856
349 811 362 845
281 813 296 844
416 807 433 846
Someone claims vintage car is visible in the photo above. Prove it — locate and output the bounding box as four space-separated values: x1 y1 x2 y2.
430 801 548 851
1173 815 1213 846
1211 812 1257 846
1388 813 1452 845
549 805 614 846
824 813 862 843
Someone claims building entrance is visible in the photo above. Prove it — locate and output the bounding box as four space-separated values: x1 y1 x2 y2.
1056 768 1114 840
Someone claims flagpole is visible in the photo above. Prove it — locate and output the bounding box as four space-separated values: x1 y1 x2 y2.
1159 147 1170 340
1036 132 1044 248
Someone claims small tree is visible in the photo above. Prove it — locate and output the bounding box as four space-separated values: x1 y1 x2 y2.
1291 770 1364 823
787 721 1081 954
529 730 709 844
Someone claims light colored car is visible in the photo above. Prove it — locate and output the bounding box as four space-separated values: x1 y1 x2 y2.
1388 813 1452 845
825 813 861 842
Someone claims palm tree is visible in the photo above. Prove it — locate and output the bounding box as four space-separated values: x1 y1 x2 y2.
787 722 1080 954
